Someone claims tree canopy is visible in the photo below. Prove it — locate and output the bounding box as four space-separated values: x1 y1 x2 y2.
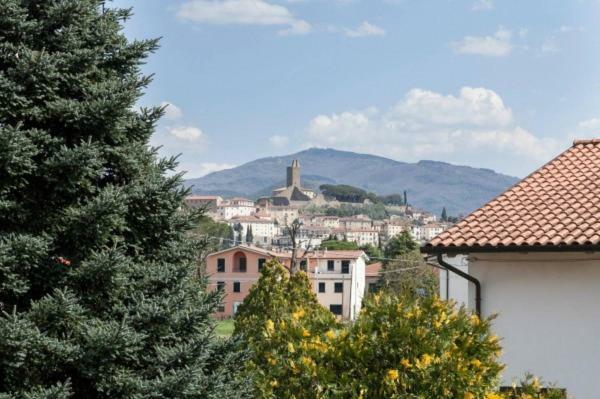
0 1 248 397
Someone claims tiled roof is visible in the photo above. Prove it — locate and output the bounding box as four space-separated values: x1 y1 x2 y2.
365 262 382 277
423 139 600 253
310 250 366 259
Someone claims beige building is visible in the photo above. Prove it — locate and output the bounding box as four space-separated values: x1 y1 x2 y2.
217 197 255 220
336 228 379 247
228 215 277 245
382 221 408 240
184 195 223 211
339 216 373 230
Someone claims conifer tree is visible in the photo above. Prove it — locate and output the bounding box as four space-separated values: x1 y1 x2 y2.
245 225 253 244
0 1 248 397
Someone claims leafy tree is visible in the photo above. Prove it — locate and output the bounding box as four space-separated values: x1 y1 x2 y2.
380 194 405 205
234 261 337 397
320 239 359 251
192 215 234 252
320 184 378 203
0 1 249 397
359 244 382 259
245 225 253 244
384 230 418 259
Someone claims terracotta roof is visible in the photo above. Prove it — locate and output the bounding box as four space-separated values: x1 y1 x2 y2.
423 139 600 253
365 262 382 277
309 250 366 259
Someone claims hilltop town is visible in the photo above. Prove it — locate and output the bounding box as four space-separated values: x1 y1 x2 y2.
185 159 451 250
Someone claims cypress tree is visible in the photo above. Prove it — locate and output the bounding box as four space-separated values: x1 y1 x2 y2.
245 225 253 244
0 1 249 397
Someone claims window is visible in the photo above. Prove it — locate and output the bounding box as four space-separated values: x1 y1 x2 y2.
341 260 350 274
258 258 266 272
329 304 343 315
327 260 335 271
233 281 241 293
233 251 247 272
217 258 225 272
300 259 307 271
318 282 326 293
334 282 343 293
217 281 225 291
217 304 225 313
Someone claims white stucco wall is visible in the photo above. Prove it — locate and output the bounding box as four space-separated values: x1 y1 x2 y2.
439 254 470 308
466 252 600 398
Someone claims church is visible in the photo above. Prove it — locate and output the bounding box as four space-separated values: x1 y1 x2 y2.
270 160 316 205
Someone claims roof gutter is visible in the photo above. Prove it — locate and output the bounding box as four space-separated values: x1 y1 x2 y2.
435 254 481 317
422 243 600 255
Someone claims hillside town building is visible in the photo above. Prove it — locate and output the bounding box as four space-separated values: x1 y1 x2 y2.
271 160 316 205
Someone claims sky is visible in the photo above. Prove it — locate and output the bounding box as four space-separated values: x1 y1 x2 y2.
112 0 600 178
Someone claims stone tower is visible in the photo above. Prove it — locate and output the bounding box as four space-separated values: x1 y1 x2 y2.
286 159 300 187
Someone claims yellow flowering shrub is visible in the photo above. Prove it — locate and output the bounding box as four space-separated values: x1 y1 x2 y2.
234 261 338 398
324 293 504 398
497 373 566 399
235 261 564 399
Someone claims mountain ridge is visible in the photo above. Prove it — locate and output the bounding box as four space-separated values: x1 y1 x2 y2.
184 148 519 215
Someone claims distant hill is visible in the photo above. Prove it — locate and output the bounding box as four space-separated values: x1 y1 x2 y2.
183 148 519 216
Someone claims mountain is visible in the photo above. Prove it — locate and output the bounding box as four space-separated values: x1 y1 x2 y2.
183 148 519 216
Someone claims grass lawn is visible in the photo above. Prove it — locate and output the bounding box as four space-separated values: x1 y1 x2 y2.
215 319 235 338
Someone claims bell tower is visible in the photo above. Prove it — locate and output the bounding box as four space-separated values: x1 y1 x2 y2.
286 159 300 187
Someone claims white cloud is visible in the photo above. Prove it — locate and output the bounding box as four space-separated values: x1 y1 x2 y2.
540 37 560 54
578 118 600 130
160 101 183 120
269 135 290 148
559 25 583 33
167 126 205 142
304 87 560 174
196 162 237 176
344 22 386 38
177 0 311 35
472 0 494 11
451 27 512 57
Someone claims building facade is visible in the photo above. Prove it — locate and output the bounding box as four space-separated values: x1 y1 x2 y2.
205 246 368 320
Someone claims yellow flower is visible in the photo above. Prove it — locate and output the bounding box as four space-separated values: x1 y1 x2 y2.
268 356 277 365
302 328 311 337
485 393 503 399
416 354 433 369
531 377 541 390
325 330 336 340
470 359 482 368
287 342 295 353
464 393 474 399
301 356 315 368
470 314 480 325
292 308 305 320
386 369 399 381
265 319 275 334
400 358 412 368
270 380 278 387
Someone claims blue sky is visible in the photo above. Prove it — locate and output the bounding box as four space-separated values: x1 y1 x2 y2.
113 0 600 178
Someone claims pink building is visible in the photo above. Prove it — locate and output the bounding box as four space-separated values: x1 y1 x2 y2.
205 245 368 319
